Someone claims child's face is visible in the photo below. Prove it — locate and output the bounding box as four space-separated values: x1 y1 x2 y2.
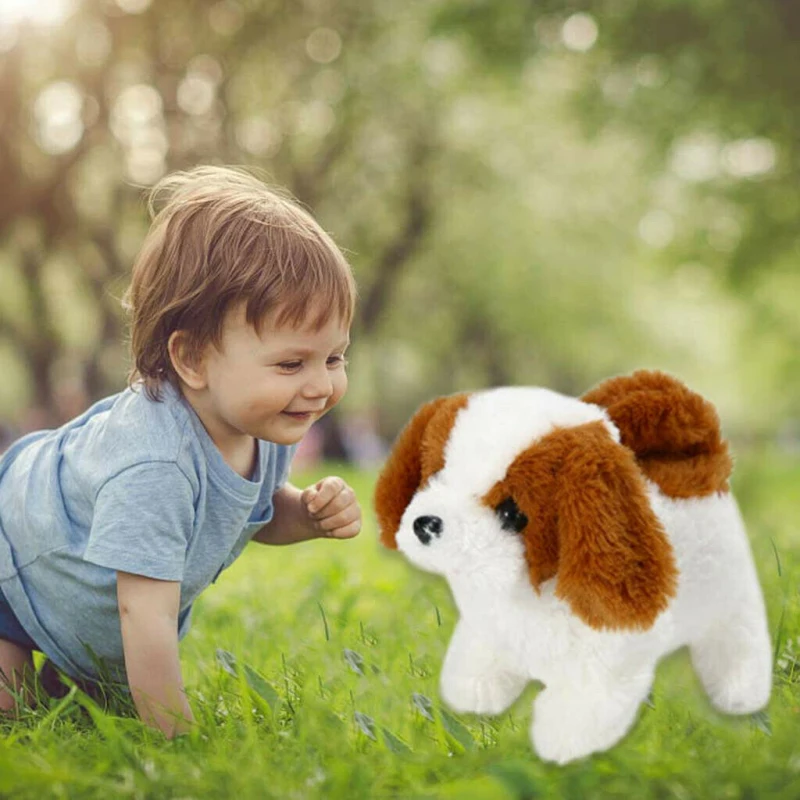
196 302 350 448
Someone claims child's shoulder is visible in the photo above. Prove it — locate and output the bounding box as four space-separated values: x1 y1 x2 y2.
108 382 192 447
0 382 203 515
64 382 197 483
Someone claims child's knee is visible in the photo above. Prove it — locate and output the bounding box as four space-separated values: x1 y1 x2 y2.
0 637 35 710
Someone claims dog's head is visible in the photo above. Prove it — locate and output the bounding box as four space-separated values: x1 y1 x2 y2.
374 387 678 631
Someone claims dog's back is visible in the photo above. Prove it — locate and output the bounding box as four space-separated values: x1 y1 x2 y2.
583 370 761 647
648 487 756 646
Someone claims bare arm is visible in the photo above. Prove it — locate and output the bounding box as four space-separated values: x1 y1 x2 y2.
251 483 318 545
117 571 193 738
252 479 361 546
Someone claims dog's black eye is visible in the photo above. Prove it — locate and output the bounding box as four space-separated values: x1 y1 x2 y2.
495 497 528 533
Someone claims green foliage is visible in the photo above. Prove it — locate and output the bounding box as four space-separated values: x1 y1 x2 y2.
1 460 799 798
436 0 800 277
425 0 800 421
1 0 799 435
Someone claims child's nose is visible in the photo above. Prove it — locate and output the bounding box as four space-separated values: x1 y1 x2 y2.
302 366 333 398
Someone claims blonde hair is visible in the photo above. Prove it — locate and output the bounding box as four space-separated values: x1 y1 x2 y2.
123 166 357 401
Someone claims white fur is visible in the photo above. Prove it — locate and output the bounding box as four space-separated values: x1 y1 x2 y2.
442 387 618 498
395 388 772 765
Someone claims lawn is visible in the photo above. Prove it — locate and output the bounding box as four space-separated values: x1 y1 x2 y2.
1 452 799 799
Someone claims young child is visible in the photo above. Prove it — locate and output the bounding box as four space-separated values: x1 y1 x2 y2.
0 166 361 736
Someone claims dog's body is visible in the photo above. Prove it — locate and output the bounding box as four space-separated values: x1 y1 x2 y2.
375 373 771 764
441 484 769 764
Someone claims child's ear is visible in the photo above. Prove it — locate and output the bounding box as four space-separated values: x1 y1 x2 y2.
374 393 469 549
167 330 208 391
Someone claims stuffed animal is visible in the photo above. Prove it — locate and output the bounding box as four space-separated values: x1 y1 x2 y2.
374 370 772 764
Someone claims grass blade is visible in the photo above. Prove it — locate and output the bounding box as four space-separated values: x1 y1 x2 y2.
216 648 238 677
380 725 412 755
343 648 365 676
242 665 281 713
770 538 782 577
354 711 377 740
412 692 434 721
750 710 772 736
439 708 475 751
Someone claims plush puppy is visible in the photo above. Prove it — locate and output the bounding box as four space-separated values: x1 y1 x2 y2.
374 370 772 764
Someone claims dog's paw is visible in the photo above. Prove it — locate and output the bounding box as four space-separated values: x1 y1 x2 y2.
530 687 639 765
690 634 772 716
440 670 527 716
531 712 599 765
704 659 772 715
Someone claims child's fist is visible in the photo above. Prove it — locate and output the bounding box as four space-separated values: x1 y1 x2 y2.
302 477 362 539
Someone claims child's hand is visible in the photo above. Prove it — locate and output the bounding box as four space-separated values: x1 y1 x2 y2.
302 477 362 539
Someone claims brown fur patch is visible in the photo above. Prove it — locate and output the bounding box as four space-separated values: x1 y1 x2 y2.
419 395 471 484
482 449 561 591
581 370 732 498
483 421 678 631
374 393 470 549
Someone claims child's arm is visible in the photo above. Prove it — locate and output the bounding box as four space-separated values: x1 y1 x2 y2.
117 571 193 738
253 478 361 545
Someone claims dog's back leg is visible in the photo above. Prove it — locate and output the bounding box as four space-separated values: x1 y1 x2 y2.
689 590 772 714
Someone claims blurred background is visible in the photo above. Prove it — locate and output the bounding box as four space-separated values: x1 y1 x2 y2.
0 0 799 466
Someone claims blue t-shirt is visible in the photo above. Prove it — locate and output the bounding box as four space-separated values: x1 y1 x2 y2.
0 381 296 682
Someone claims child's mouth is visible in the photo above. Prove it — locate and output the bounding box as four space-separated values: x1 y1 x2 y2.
282 411 313 420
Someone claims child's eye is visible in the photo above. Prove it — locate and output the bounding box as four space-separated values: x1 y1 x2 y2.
278 361 302 371
327 355 349 368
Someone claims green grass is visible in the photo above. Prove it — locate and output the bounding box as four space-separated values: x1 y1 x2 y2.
2 453 799 799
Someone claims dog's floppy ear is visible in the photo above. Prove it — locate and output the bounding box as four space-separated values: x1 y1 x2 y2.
374 393 469 549
552 421 678 630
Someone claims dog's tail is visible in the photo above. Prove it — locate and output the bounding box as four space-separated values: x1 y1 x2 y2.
581 370 732 499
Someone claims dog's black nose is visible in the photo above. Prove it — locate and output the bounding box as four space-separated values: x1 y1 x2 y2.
413 515 443 545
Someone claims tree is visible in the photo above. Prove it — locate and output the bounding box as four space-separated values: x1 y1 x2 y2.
0 0 442 424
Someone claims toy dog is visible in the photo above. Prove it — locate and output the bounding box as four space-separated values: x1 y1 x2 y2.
374 370 771 763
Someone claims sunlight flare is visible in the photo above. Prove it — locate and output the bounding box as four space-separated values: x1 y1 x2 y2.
0 0 73 26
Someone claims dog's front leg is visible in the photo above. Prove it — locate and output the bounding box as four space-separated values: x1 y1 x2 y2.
530 664 654 764
439 619 528 715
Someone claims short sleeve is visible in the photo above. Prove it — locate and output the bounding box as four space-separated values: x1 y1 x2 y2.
275 443 298 490
83 462 195 581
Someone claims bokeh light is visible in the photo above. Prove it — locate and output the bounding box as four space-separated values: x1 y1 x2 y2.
177 55 223 117
0 0 73 26
561 13 598 52
236 116 282 157
305 27 342 64
115 0 152 14
110 84 167 183
208 0 243 36
670 134 721 182
638 210 676 249
34 81 84 154
76 19 112 66
721 138 777 178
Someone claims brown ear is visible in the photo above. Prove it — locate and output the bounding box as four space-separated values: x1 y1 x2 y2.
374 393 469 549
552 422 678 630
